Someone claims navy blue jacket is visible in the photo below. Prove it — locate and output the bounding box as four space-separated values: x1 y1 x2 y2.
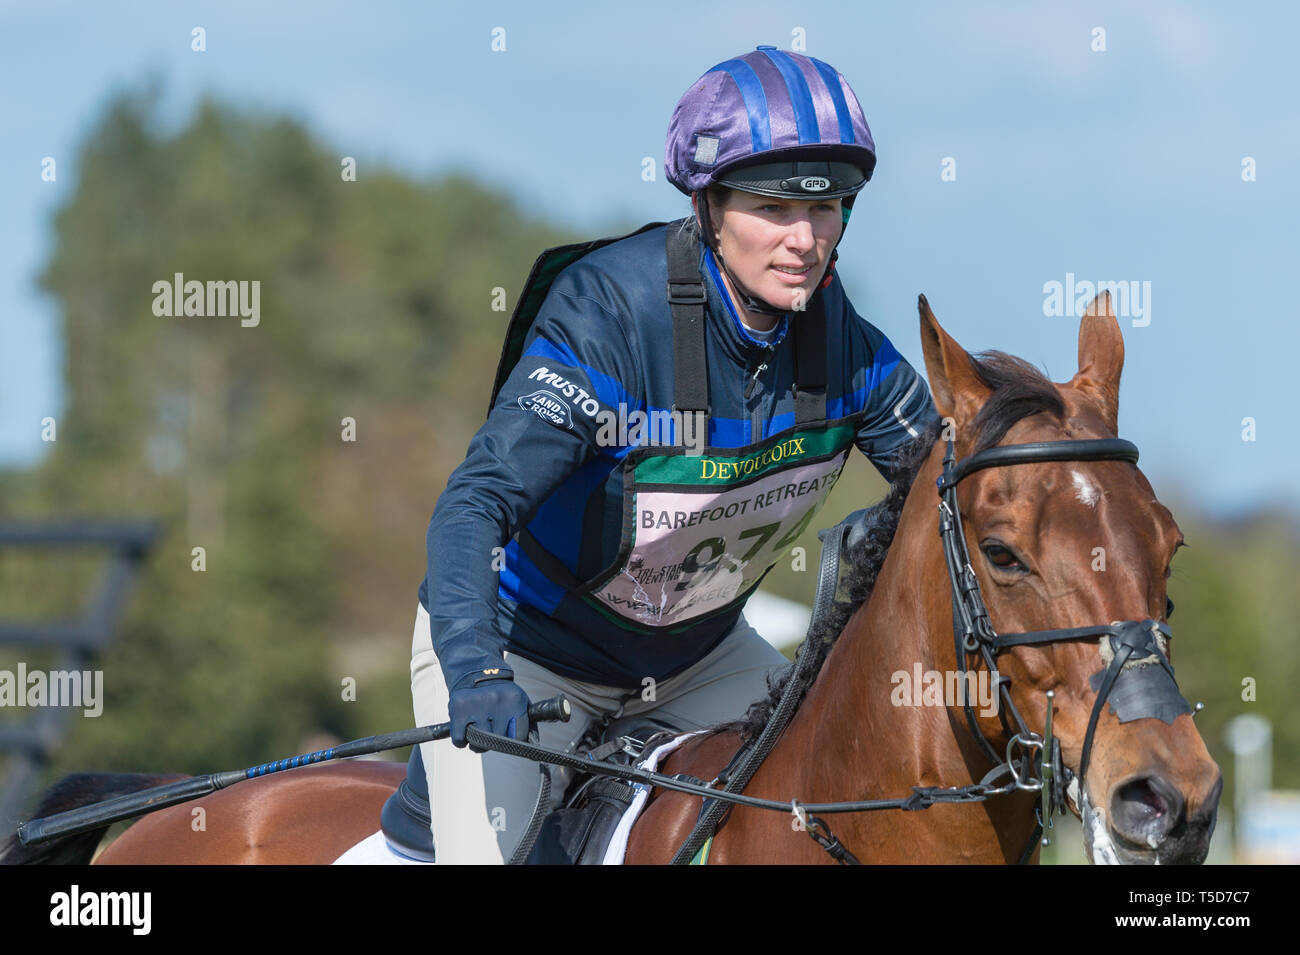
418 221 938 693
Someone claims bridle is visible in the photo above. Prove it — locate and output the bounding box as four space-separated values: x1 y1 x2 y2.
936 433 1192 839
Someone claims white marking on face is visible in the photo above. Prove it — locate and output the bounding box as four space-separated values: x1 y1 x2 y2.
1072 471 1099 509
1083 790 1120 865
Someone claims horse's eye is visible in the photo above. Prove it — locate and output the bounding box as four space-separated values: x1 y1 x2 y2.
981 542 1022 571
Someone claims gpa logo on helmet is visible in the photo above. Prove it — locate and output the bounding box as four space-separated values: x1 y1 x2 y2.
799 177 831 192
518 390 574 429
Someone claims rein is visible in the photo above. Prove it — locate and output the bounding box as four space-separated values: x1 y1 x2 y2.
465 724 1030 856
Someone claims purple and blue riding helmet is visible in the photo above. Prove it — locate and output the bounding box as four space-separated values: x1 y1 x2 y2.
665 46 878 308
666 45 875 203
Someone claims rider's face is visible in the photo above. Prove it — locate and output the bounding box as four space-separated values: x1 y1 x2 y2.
708 190 843 324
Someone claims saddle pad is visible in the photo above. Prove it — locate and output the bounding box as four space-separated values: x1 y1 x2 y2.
602 731 705 865
333 829 433 865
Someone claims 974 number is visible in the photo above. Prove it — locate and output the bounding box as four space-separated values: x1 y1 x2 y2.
673 508 817 591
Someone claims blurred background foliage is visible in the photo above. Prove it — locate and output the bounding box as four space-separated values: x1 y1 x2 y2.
1 88 1296 832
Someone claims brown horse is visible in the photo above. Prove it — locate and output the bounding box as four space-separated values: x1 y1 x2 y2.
627 292 1221 863
6 293 1221 865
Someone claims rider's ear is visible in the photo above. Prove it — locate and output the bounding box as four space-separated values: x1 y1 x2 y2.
918 294 991 435
692 189 726 247
1071 291 1124 434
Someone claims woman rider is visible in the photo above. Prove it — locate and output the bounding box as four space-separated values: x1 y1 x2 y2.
411 45 939 863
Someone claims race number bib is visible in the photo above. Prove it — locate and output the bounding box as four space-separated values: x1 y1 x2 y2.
588 427 853 629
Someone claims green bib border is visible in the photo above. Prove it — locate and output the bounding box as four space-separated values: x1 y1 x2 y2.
632 424 854 489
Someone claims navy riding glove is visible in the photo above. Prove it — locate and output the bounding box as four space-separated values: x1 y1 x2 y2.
448 680 531 750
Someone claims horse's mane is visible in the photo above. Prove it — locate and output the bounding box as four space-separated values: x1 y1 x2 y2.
731 349 1066 743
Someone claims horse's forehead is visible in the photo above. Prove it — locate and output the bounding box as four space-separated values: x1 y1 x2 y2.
973 411 1178 544
980 413 1115 503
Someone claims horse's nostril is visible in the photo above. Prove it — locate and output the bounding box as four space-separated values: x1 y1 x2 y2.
1110 775 1186 847
1133 780 1168 817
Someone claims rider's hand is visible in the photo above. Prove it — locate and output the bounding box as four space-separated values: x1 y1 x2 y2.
448 680 531 751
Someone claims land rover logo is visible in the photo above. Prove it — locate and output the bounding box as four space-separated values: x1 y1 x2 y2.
799 176 831 192
518 389 574 429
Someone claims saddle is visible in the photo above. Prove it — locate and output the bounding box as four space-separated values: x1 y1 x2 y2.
379 717 683 865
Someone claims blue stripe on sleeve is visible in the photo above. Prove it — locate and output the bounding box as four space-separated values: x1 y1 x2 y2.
529 456 618 569
498 539 566 613
523 337 642 412
826 338 902 419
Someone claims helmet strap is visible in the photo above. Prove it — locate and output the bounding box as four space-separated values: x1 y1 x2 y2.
716 253 789 318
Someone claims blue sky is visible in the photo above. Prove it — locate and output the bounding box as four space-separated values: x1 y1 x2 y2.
2 0 1297 519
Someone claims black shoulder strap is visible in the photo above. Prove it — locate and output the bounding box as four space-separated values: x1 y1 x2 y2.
792 282 828 425
665 223 710 438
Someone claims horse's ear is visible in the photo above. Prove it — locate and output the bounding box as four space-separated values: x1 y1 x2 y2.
918 294 989 430
1072 291 1124 433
